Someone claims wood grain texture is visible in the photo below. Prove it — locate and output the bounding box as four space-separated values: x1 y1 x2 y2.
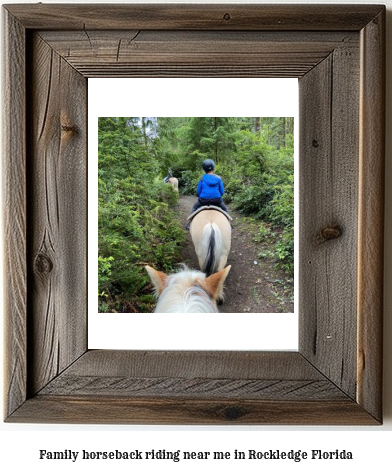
357 9 385 422
39 377 347 400
8 351 377 424
4 4 384 31
38 351 347 400
39 30 358 78
298 40 360 399
9 396 378 425
27 33 88 395
2 9 27 419
62 350 325 379
2 4 384 425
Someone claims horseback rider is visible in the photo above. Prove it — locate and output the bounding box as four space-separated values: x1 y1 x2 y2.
163 169 173 183
191 159 229 213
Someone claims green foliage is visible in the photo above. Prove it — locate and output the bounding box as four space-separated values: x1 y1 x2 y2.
172 116 295 274
178 170 199 196
98 118 185 313
98 116 295 313
274 226 295 273
221 126 294 275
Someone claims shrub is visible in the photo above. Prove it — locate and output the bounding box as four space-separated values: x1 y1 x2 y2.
179 170 200 195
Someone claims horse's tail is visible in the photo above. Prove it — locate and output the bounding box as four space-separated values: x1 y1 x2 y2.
201 223 222 276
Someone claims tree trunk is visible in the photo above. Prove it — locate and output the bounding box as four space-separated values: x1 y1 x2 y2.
254 117 261 134
282 117 286 148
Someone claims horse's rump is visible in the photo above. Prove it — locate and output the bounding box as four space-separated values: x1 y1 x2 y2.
168 177 179 191
190 210 231 276
187 205 232 223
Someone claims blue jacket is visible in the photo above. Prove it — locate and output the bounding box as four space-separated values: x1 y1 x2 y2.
197 174 224 199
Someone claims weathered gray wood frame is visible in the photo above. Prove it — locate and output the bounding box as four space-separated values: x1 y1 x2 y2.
2 4 385 424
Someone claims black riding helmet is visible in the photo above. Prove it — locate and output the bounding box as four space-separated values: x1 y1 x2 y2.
202 159 215 172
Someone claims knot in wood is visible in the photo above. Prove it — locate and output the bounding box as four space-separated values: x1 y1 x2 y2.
34 252 53 274
223 405 244 420
61 124 77 133
315 225 342 244
223 13 231 21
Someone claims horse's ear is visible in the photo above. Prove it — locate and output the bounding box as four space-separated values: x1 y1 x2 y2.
203 265 231 301
145 265 168 295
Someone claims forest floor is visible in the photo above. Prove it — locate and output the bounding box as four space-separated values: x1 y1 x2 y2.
174 195 294 313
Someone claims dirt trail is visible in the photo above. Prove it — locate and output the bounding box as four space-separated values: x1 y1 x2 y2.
174 195 294 313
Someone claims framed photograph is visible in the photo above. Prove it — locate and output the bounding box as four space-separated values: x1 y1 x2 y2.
3 4 385 424
89 80 298 351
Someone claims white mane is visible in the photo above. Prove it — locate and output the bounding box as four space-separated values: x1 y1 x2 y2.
154 267 218 313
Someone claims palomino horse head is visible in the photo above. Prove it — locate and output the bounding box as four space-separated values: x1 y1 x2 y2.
190 209 231 276
145 264 231 313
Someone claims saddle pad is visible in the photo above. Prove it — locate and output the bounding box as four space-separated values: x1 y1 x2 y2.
187 205 233 222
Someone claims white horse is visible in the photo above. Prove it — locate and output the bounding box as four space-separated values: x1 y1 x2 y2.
167 177 179 192
189 208 231 276
145 264 231 313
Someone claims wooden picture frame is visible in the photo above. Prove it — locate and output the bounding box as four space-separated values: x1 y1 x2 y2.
3 4 385 424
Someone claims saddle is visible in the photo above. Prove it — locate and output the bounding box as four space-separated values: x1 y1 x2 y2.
186 205 233 223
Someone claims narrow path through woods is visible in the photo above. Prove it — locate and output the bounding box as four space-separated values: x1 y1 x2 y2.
174 195 294 313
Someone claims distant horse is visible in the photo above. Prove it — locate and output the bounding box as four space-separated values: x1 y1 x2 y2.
167 177 179 192
145 264 231 313
189 207 232 276
164 175 179 192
